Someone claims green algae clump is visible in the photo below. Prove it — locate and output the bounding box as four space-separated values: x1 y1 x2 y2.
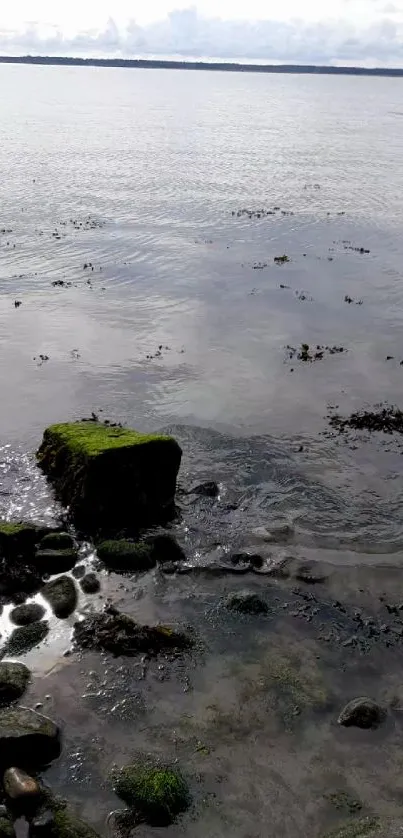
51 808 102 838
97 540 155 571
37 422 182 531
113 765 190 826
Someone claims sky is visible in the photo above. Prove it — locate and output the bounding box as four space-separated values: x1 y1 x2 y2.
1 0 403 66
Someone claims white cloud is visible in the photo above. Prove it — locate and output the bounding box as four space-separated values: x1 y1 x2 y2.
1 3 403 65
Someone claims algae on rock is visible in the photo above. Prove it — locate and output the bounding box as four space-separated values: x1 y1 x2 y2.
37 422 182 530
73 605 192 657
96 540 155 572
113 764 190 826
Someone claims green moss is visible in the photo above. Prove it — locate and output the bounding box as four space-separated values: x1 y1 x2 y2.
0 522 47 559
97 540 155 571
0 817 14 838
322 816 380 838
38 532 74 550
42 576 77 619
51 808 101 838
2 621 49 657
113 765 190 826
37 422 182 531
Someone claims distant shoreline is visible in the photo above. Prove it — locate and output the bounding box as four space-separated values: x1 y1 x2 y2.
1 55 403 77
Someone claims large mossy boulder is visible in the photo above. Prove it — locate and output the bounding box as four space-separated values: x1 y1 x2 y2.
37 422 182 531
0 663 31 705
97 540 155 572
0 706 60 767
112 764 190 826
73 606 192 657
0 523 47 560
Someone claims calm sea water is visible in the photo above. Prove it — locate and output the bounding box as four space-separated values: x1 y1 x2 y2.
1 64 403 550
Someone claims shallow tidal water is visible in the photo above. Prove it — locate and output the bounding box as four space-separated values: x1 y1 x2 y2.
1 64 403 836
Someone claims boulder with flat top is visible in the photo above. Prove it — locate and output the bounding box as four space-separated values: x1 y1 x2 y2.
37 422 182 531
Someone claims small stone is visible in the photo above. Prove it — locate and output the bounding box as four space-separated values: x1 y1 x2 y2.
2 622 49 657
42 576 77 618
225 591 268 615
338 697 386 729
189 481 219 498
0 663 30 705
80 574 100 594
72 565 86 579
4 767 41 801
10 603 46 626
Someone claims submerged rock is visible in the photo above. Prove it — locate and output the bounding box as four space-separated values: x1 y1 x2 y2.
80 573 100 594
42 576 77 619
0 663 30 705
34 549 78 574
225 591 269 615
96 541 155 572
10 603 45 626
4 767 41 802
3 622 49 658
73 605 192 657
37 421 182 530
112 764 190 826
338 697 386 729
37 533 74 551
0 706 60 766
189 481 219 498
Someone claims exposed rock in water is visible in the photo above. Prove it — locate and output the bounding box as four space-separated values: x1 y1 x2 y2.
295 563 327 585
37 532 74 551
338 697 386 729
34 549 78 574
80 573 100 594
30 810 55 836
0 706 60 767
42 576 77 619
0 817 14 838
73 605 192 656
96 540 155 572
72 565 86 579
145 533 186 564
37 421 182 531
225 591 269 615
10 603 46 626
188 481 219 498
0 663 30 705
112 763 191 826
0 523 49 560
2 622 49 658
3 767 41 802
329 405 403 435
228 552 263 570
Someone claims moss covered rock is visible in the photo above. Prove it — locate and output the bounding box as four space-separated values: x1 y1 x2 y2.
79 573 100 594
113 764 190 826
0 662 30 705
97 540 155 572
0 817 14 838
37 422 182 530
49 808 102 838
2 622 49 658
10 602 45 626
0 706 60 767
73 605 192 656
338 698 386 729
34 549 78 574
42 576 77 619
225 591 268 615
0 522 47 560
38 532 74 551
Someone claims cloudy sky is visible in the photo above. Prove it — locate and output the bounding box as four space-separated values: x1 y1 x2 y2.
1 0 403 66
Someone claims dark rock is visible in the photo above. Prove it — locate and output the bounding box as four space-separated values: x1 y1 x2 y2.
0 663 30 705
338 697 386 729
42 577 77 619
80 574 100 594
73 605 192 657
30 810 54 836
37 533 74 551
295 564 327 585
189 481 219 498
0 817 13 837
34 550 78 574
229 552 263 570
146 534 186 564
225 591 268 615
4 767 41 802
2 622 49 658
10 603 46 626
96 541 155 572
71 565 85 579
0 706 60 767
37 422 182 530
49 809 101 838
0 564 43 601
112 764 190 826
0 523 48 560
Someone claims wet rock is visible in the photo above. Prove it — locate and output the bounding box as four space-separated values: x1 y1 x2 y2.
0 523 48 560
329 405 403 436
97 541 155 572
37 422 182 530
146 534 186 564
112 764 190 826
0 564 43 601
37 533 74 551
321 816 380 837
0 706 60 766
34 550 78 574
30 810 54 836
0 663 30 705
10 603 45 626
338 697 386 729
295 564 327 585
80 573 100 594
3 622 49 658
42 576 77 619
72 565 86 579
229 552 263 570
225 591 268 615
189 481 219 498
4 767 40 802
73 605 192 657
